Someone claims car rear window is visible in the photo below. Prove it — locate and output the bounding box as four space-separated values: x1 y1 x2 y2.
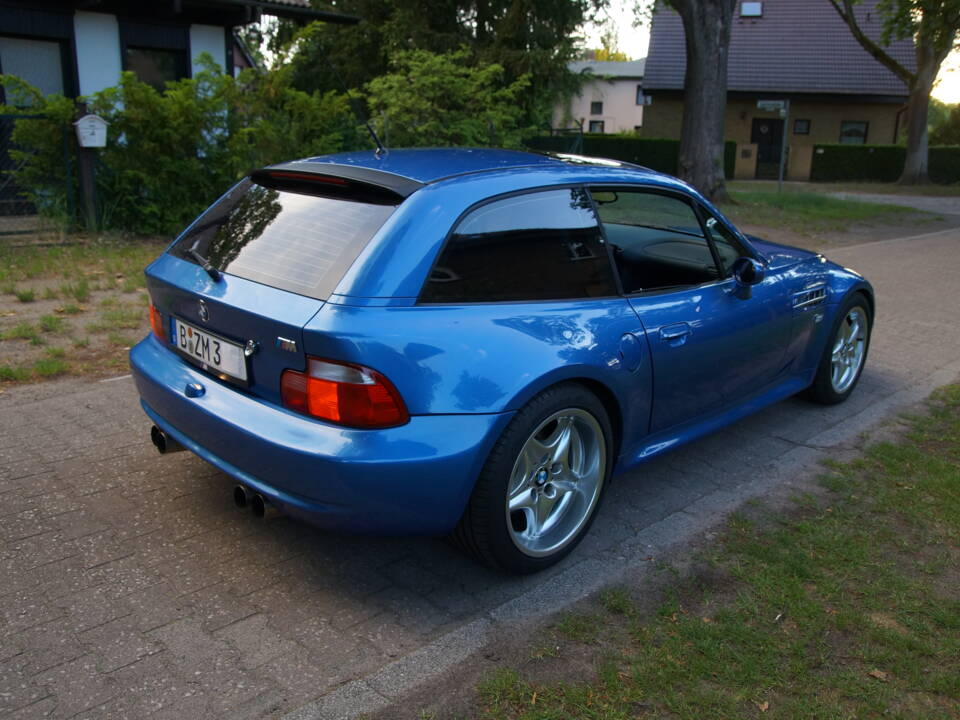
170 177 398 300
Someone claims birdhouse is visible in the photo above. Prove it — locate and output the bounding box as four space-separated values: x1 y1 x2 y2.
74 114 109 148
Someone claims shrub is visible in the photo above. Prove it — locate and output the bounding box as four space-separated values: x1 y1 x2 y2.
810 143 960 184
2 56 358 235
524 134 737 179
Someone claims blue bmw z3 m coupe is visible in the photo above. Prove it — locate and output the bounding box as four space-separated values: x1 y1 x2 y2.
130 148 873 573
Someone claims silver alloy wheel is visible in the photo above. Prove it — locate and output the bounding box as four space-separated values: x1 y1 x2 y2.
505 408 605 558
830 307 867 394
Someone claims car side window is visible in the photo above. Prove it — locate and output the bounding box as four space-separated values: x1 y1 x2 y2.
419 188 618 303
591 189 720 294
701 210 749 275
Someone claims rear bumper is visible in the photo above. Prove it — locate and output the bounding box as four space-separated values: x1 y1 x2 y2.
130 335 513 535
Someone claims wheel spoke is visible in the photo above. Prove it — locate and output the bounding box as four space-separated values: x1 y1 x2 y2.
508 486 536 513
545 416 574 468
551 478 579 495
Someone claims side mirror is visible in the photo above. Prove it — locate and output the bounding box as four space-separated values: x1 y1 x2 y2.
730 257 766 299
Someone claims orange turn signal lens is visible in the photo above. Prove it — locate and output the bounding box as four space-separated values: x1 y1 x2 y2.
149 303 167 342
281 357 408 429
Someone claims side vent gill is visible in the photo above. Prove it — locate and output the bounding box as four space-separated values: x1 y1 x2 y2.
792 286 828 309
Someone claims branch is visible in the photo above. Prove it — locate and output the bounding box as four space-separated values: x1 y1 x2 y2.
826 0 915 84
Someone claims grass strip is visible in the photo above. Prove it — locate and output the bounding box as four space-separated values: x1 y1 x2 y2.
477 385 960 720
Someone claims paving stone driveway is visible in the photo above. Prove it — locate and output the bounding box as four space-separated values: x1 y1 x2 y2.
2 228 959 719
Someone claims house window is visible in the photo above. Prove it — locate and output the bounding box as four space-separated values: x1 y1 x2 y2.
590 101 603 115
636 85 644 105
741 1 763 16
839 121 869 144
0 36 65 99
125 46 188 91
793 119 811 135
589 120 605 133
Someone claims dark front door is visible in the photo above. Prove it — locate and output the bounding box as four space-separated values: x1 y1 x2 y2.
751 118 784 180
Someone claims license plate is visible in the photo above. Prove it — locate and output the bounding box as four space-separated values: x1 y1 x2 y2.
171 318 247 381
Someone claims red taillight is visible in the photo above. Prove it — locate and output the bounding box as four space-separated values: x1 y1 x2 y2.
281 358 409 429
149 303 167 342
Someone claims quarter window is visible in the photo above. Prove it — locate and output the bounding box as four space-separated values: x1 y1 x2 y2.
701 210 748 274
420 188 618 303
592 189 720 293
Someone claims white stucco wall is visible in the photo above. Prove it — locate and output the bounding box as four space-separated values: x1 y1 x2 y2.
190 24 226 75
554 78 645 133
73 11 122 97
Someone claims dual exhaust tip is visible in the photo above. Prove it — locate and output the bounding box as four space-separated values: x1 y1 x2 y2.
233 484 278 519
150 426 277 520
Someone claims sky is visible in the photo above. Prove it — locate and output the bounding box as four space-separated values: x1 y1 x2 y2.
581 0 960 104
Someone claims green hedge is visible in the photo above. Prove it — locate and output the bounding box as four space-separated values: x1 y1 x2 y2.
811 143 960 184
524 134 736 179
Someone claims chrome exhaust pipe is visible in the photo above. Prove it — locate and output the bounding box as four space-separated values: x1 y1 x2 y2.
233 485 251 509
151 425 185 454
249 492 279 520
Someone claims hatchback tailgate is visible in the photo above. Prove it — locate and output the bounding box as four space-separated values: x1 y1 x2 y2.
146 253 320 405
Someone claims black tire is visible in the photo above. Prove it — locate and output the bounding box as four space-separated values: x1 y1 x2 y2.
451 383 613 574
804 292 872 405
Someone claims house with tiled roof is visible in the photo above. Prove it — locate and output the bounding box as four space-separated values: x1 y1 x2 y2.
0 0 356 99
642 0 915 179
553 59 647 134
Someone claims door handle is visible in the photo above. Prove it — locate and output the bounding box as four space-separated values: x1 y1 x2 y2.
659 323 691 347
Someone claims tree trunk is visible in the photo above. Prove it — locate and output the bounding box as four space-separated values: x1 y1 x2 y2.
674 0 736 202
898 35 938 185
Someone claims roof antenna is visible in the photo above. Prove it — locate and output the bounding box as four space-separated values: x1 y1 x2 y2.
314 39 386 157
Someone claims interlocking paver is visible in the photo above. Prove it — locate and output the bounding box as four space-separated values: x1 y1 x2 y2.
0 228 958 717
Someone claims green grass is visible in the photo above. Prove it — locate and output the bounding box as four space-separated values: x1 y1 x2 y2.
38 315 67 333
477 386 960 720
719 190 921 235
730 180 960 197
59 279 90 304
33 358 69 377
60 303 83 315
0 238 162 286
14 288 35 303
3 322 40 343
0 365 29 382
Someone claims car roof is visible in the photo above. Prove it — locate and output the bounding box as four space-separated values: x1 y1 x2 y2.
270 147 676 191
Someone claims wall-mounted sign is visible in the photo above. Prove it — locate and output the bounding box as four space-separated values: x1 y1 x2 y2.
74 114 108 148
756 100 785 113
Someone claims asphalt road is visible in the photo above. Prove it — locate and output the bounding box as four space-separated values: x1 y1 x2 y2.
1 227 958 720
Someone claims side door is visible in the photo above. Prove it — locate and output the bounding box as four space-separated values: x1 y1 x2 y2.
417 185 653 442
590 187 792 434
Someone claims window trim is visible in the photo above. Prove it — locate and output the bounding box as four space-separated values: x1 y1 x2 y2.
793 118 811 135
588 120 605 133
590 100 603 115
415 184 622 306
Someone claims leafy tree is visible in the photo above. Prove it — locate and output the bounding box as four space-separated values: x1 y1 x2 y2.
930 100 960 143
827 0 959 183
661 0 738 201
272 0 603 127
364 48 531 147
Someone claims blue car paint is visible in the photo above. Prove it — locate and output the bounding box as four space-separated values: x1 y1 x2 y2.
130 148 874 536
132 334 515 534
